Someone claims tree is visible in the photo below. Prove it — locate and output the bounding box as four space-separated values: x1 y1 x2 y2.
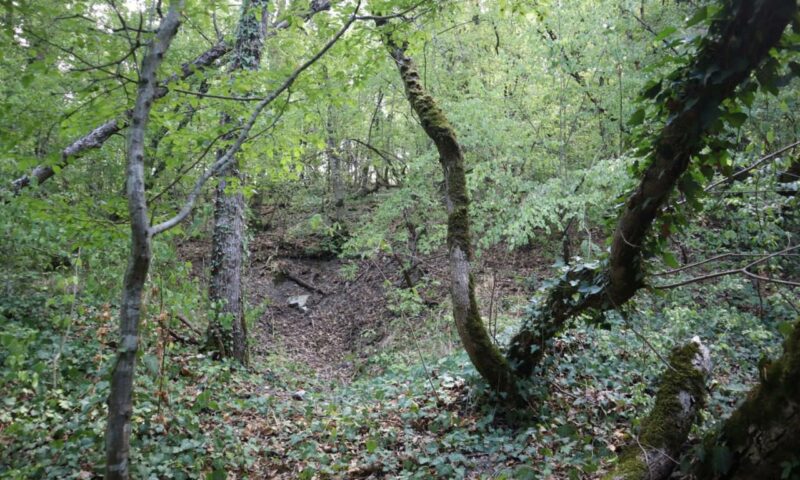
105 4 184 477
505 0 797 381
103 2 359 474
205 0 270 365
376 14 520 400
374 0 796 404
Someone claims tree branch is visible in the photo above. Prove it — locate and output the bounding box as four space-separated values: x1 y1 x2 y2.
149 1 361 236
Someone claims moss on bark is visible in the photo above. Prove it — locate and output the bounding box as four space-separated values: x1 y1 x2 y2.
381 34 520 401
605 340 711 480
695 320 800 479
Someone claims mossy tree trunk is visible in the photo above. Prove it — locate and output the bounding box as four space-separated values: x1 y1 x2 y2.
507 0 797 377
605 338 711 480
207 0 269 364
694 320 800 480
379 27 520 401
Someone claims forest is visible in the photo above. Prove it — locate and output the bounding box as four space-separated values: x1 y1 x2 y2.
1 0 799 478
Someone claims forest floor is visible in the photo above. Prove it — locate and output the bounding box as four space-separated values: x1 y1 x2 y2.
178 203 547 387
166 205 783 479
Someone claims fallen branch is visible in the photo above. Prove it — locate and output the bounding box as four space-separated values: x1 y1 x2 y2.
280 269 329 296
176 314 203 337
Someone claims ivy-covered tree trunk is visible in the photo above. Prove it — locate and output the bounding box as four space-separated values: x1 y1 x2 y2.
105 3 183 479
326 105 345 222
379 28 519 400
507 0 797 377
694 321 800 480
605 338 711 480
206 0 269 364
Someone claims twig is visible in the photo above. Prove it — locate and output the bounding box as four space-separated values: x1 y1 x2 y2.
654 245 800 289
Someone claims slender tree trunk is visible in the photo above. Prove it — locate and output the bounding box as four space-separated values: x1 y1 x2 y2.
507 0 797 377
105 3 183 478
206 0 269 364
378 27 519 400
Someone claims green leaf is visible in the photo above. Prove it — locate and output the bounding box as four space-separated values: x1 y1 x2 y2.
686 7 708 27
726 112 748 128
628 108 646 126
654 27 677 42
662 251 679 268
365 438 378 453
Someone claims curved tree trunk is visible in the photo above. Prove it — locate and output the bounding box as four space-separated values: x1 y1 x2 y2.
694 320 800 480
206 0 269 364
604 338 711 480
105 3 183 479
378 28 519 400
507 0 797 377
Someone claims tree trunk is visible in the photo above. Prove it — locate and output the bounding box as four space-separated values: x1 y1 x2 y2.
206 0 269 364
605 338 711 480
694 321 800 480
327 105 345 221
507 0 797 377
105 3 183 479
379 27 519 400
207 159 248 363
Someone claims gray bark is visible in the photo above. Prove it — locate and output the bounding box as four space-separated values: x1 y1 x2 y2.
105 3 183 479
207 0 268 364
327 106 345 221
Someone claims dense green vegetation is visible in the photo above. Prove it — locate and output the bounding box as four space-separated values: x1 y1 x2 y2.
1 0 798 478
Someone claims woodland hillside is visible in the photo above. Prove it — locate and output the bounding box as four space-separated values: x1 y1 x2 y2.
1 0 799 479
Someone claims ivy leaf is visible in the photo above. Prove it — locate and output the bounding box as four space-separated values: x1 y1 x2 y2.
662 251 679 268
686 7 708 27
654 26 677 42
726 112 748 128
628 108 646 126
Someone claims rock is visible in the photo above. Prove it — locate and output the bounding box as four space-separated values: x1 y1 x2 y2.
288 295 310 312
292 389 306 401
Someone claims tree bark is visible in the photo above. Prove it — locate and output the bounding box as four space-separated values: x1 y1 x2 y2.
105 3 183 479
507 0 797 377
327 105 345 222
694 321 800 480
206 0 269 364
379 28 519 400
605 338 711 480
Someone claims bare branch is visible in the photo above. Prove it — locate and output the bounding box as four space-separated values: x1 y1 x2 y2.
654 245 800 289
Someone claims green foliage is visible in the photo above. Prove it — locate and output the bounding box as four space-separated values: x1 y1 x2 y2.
2 0 799 478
